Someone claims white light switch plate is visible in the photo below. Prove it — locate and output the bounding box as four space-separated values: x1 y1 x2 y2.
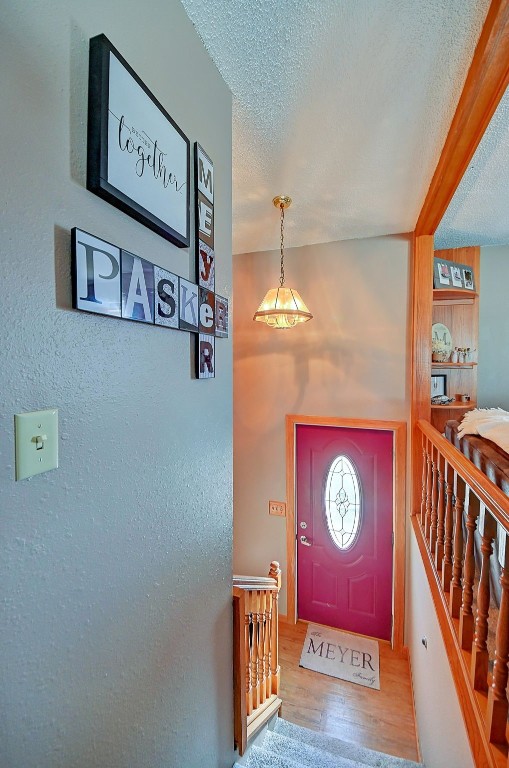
15 409 58 480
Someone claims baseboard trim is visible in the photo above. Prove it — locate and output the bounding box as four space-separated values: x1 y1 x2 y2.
406 644 423 764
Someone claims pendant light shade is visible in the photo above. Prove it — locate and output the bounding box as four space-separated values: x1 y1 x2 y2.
254 287 312 328
253 196 312 329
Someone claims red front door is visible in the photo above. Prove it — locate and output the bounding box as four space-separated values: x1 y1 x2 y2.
296 424 394 641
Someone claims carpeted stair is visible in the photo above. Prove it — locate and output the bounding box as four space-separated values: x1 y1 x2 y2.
235 718 424 768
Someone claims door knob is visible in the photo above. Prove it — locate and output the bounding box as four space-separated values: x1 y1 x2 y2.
300 535 312 547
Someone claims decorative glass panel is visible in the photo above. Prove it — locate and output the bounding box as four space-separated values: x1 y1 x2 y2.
325 455 362 550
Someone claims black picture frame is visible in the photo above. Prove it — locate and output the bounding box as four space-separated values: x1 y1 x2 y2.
433 257 476 291
87 34 190 248
431 374 447 397
433 258 453 288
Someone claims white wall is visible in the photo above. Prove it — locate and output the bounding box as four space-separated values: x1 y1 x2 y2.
233 235 411 612
479 244 509 409
0 3 233 767
407 532 475 768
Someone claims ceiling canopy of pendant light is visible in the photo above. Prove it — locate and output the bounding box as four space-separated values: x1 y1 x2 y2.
253 196 313 329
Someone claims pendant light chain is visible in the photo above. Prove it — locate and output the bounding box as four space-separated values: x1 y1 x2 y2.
252 194 312 328
279 203 285 287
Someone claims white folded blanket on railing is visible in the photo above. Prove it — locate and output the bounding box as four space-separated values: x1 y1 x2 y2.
458 408 509 454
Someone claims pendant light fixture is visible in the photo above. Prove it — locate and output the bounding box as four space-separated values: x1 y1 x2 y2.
253 195 313 329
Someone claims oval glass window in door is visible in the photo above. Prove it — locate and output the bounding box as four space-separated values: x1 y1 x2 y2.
324 455 362 550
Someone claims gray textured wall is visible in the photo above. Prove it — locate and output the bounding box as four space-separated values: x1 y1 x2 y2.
0 2 233 767
479 245 509 410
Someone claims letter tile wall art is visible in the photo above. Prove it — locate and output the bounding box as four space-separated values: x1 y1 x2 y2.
75 36 228 379
72 226 228 379
72 227 228 379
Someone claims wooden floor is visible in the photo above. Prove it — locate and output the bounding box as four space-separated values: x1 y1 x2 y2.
278 620 420 763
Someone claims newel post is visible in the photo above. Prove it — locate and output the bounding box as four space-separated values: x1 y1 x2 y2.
269 561 281 696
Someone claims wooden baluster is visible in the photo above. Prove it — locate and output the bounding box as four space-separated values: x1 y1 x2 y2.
420 435 428 526
487 529 509 745
424 442 433 541
429 445 439 553
257 590 264 708
269 561 281 696
259 589 267 705
450 474 466 618
246 595 253 716
252 591 260 710
263 590 271 701
460 491 480 650
471 507 497 691
442 461 454 592
265 592 272 698
435 452 446 570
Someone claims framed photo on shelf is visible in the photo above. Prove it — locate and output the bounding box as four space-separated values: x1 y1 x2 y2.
462 267 475 290
433 257 476 291
431 374 447 397
433 259 451 287
87 34 190 247
450 264 463 287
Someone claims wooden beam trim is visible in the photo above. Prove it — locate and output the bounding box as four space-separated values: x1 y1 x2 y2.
410 235 434 515
416 0 509 235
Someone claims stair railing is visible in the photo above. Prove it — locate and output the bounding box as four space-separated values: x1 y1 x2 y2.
415 420 509 768
233 561 282 756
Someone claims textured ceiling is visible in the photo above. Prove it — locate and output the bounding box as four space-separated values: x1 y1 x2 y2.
180 0 489 255
435 86 509 249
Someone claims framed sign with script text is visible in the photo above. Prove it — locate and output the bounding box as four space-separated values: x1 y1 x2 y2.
87 34 190 247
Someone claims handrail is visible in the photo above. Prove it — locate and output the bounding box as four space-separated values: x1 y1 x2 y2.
233 561 282 757
415 420 509 768
233 574 279 589
417 419 509 529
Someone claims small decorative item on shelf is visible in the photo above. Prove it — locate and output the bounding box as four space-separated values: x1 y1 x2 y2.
431 322 452 362
451 347 459 364
431 395 455 405
458 348 466 364
431 373 447 397
432 347 450 362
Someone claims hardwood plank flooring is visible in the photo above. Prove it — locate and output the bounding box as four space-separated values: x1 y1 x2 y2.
278 620 420 762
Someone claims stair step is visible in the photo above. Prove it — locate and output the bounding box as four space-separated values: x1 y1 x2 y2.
262 731 364 768
247 744 304 768
273 719 424 768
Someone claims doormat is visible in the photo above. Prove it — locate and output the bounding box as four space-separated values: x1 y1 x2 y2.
299 623 380 690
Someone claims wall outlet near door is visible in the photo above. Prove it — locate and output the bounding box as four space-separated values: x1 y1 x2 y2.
269 500 286 517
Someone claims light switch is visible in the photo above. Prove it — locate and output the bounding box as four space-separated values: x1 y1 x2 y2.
269 500 286 517
15 409 58 480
